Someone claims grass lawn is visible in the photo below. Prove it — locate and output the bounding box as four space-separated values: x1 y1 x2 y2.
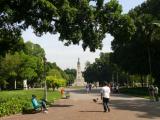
0 89 61 117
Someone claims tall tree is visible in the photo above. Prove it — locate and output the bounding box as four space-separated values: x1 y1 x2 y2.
64 68 76 85
47 69 66 90
24 41 45 58
84 52 128 85
0 0 134 52
111 0 160 86
84 53 112 84
0 52 22 89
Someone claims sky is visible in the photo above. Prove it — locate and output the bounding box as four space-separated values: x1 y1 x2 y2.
22 0 146 71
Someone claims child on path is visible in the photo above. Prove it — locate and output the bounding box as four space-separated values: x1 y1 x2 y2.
61 88 65 97
86 84 89 93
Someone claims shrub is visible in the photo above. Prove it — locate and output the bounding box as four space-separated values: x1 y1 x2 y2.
0 89 61 117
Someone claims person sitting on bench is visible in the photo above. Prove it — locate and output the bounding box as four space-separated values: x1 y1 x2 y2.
31 95 41 111
40 98 48 112
32 95 48 113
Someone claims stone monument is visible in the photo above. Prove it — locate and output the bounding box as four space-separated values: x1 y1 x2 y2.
23 80 28 90
73 58 86 86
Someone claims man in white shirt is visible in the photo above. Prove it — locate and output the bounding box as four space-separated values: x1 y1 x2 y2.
101 82 111 112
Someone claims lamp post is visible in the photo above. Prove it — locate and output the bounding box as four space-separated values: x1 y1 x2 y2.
112 73 114 87
43 56 47 100
147 47 152 84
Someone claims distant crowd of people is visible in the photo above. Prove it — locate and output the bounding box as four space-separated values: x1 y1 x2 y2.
85 82 120 94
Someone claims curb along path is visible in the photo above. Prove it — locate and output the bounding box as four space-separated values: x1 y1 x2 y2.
1 88 160 120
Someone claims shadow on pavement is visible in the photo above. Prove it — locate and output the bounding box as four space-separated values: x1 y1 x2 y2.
110 98 160 119
111 93 142 98
66 88 101 94
22 108 41 114
50 104 73 107
67 88 160 119
79 110 103 112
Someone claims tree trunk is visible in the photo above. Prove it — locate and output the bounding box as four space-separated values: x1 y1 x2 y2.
14 79 17 90
132 76 135 88
116 72 118 85
51 84 55 91
140 75 144 87
126 73 129 88
146 75 149 87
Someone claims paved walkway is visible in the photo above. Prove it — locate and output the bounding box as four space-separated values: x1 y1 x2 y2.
1 88 160 120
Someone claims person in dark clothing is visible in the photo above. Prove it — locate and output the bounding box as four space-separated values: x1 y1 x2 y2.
40 98 48 112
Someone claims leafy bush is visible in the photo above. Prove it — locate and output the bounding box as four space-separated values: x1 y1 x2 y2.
0 89 61 117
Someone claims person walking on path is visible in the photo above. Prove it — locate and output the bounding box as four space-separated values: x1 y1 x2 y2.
149 85 155 102
86 84 89 93
115 85 120 94
101 82 111 112
154 86 159 101
89 83 92 92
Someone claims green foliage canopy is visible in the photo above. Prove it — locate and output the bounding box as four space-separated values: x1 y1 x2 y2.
111 0 160 85
0 0 134 52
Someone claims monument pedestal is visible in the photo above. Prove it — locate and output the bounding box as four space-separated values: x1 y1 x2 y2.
72 81 86 86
